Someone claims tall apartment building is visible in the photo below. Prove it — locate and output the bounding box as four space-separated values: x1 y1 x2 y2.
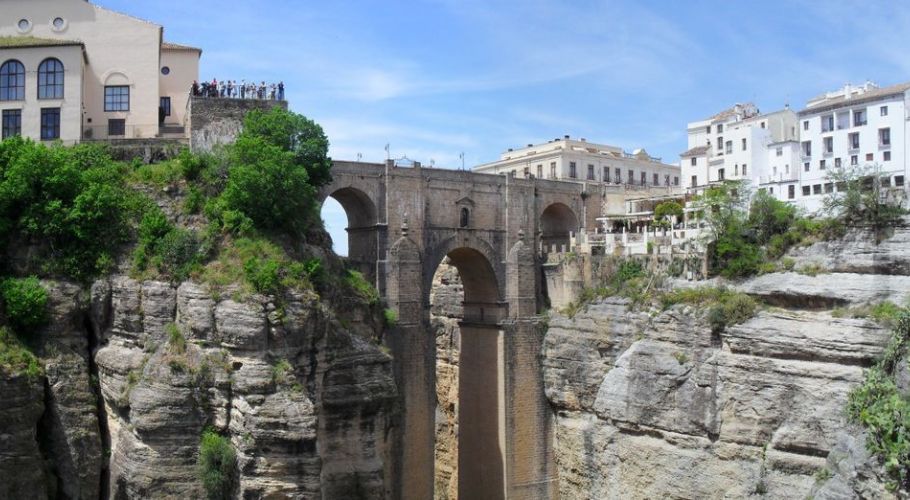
680 80 910 212
796 81 909 211
474 135 681 188
0 0 201 144
680 103 799 199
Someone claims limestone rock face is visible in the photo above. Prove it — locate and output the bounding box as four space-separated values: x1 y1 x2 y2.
788 217 910 276
543 276 896 498
1 274 397 499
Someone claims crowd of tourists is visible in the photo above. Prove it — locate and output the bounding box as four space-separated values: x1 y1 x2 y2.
191 79 285 101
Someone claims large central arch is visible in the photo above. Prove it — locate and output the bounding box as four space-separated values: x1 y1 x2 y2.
429 244 505 500
540 202 579 253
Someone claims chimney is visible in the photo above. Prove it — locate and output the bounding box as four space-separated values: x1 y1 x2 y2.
507 148 513 152
844 83 852 99
527 144 533 147
564 135 570 140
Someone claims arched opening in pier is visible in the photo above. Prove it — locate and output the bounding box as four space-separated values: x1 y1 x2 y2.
320 187 378 278
429 246 505 500
540 202 578 253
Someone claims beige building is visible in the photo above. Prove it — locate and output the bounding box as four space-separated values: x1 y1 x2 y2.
0 0 200 144
474 135 682 188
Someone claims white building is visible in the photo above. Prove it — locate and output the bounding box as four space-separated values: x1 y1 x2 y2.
0 0 201 144
474 135 682 189
796 81 909 211
680 103 799 200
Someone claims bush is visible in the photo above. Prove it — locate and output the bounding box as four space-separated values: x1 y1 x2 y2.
155 229 202 281
654 201 684 227
614 260 645 284
0 138 136 280
0 277 49 334
184 187 205 215
824 165 906 228
708 292 757 333
383 308 398 327
243 256 281 295
748 191 796 245
345 270 379 305
166 323 186 354
197 428 236 500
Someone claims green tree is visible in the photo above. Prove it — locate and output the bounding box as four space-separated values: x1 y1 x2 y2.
653 201 684 229
220 108 331 236
0 277 48 334
748 190 797 245
823 164 905 228
197 428 236 499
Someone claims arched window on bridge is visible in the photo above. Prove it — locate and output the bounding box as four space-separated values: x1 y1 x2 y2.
460 207 470 228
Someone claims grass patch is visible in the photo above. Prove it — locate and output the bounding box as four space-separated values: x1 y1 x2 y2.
345 269 379 306
383 308 398 328
0 327 42 378
166 323 186 354
832 301 906 328
127 159 183 187
660 286 758 332
199 237 315 298
197 428 236 499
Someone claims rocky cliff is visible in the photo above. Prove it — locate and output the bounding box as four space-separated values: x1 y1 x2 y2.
542 222 910 499
0 274 397 499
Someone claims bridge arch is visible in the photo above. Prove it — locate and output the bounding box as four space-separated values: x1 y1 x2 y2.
540 202 578 252
321 186 379 279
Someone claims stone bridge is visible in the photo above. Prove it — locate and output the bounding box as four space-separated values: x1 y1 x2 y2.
319 160 602 500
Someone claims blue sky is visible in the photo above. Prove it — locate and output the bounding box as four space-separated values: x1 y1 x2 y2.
100 0 910 254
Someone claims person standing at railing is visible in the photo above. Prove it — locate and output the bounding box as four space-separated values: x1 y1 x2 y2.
240 80 246 99
226 80 234 98
278 81 285 101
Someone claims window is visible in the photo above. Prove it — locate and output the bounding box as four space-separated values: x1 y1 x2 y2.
741 138 747 151
640 171 647 185
603 167 609 182
879 128 891 146
627 169 634 184
705 125 711 134
537 164 542 178
820 159 826 170
587 164 595 180
735 164 739 176
866 153 874 162
161 66 171 76
837 112 849 130
786 164 790 174
803 120 809 131
802 186 811 196
0 60 25 101
17 19 31 32
37 58 64 99
742 164 747 176
691 175 697 187
523 167 529 177
776 147 783 157
788 185 795 199
803 162 810 172
40 108 60 140
160 97 171 117
835 158 841 168
773 166 777 176
717 123 723 133
895 175 905 187
823 137 833 153
884 151 891 162
460 207 470 228
718 168 725 181
849 132 860 150
850 155 858 166
717 136 724 153
550 162 556 178
614 167 621 184
673 176 679 186
801 141 812 157
509 170 516 177
2 109 21 138
824 183 834 194
853 109 866 126
822 114 834 132
569 162 577 178
690 157 697 166
52 17 65 30
761 122 766 129
104 85 130 111
725 141 732 154
653 173 659 186
813 184 822 195
880 106 888 116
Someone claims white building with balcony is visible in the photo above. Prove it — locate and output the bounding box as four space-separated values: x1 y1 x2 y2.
474 135 682 188
796 81 909 211
680 103 799 199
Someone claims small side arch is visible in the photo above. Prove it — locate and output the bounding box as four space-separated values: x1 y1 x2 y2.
539 202 578 252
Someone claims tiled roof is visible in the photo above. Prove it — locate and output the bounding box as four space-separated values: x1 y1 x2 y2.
708 102 756 121
801 81 910 114
680 145 709 157
0 36 83 48
162 41 202 52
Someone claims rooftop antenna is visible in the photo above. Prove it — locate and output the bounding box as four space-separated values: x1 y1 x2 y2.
459 152 465 170
356 153 362 162
430 158 435 168
384 144 390 161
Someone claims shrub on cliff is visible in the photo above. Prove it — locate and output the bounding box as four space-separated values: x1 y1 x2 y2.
0 137 135 280
198 428 236 499
215 107 331 238
0 327 42 378
0 277 48 334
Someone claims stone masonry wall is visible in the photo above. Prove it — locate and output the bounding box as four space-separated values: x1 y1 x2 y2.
189 97 288 153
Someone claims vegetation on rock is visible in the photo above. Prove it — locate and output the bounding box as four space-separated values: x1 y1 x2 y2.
0 277 48 334
0 326 42 378
847 311 910 492
197 428 236 499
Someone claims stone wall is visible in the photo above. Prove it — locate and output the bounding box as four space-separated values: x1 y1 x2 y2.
189 97 288 153
104 138 186 163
